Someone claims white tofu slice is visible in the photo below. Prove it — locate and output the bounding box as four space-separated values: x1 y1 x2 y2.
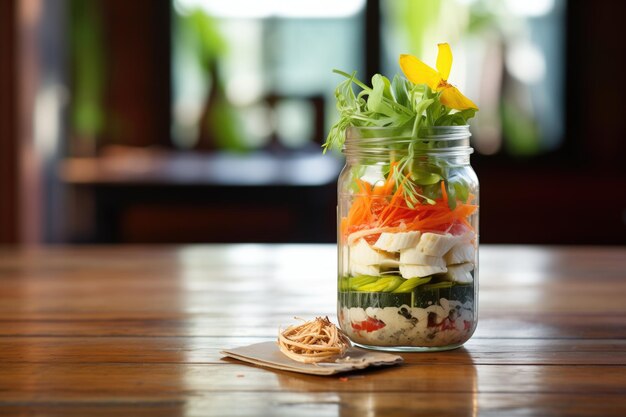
399 264 447 278
349 239 394 265
414 233 458 257
441 263 474 283
350 263 380 276
399 248 446 267
380 259 401 268
444 243 475 265
373 231 421 252
458 230 476 243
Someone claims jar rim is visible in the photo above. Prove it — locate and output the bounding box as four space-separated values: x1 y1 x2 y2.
343 125 473 157
346 125 470 139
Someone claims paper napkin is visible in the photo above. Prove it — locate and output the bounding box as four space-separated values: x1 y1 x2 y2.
221 341 403 376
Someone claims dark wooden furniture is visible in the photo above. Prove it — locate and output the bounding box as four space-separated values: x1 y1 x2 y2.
59 151 342 243
1 244 625 416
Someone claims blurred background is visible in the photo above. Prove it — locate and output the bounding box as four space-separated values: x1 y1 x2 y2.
1 0 625 245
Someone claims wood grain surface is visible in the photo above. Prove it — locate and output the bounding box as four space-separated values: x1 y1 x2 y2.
0 245 625 416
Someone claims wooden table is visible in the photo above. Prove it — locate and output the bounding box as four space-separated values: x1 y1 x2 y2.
1 245 625 416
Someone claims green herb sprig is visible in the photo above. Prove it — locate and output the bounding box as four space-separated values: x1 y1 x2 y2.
323 71 476 208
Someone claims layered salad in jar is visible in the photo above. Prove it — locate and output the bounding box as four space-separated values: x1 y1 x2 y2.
324 43 480 350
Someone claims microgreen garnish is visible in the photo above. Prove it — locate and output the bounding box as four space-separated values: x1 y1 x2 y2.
324 43 478 209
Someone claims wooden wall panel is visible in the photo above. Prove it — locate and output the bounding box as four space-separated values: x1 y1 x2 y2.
0 0 18 243
100 0 171 148
0 0 45 245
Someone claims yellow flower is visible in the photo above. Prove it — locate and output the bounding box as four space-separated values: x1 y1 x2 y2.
400 43 478 111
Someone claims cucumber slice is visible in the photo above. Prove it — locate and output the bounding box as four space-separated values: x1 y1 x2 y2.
343 275 404 292
382 276 404 292
339 281 474 309
423 281 455 290
357 276 400 292
339 291 412 309
347 275 379 290
392 276 432 293
412 283 474 307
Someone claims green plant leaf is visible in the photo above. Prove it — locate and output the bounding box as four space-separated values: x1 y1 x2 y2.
367 75 390 116
390 74 410 107
323 68 477 211
435 108 477 126
445 179 457 210
411 170 442 185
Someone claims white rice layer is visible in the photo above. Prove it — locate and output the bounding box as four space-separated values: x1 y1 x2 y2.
339 299 474 347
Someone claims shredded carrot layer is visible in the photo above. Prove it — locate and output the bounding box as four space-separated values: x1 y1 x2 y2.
342 176 477 242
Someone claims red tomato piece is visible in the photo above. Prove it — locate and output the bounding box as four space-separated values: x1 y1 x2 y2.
351 317 386 332
440 318 456 330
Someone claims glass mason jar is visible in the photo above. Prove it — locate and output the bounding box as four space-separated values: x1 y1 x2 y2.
337 125 479 351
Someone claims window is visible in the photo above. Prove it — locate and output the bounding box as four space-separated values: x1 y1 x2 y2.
172 0 366 151
381 0 566 157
